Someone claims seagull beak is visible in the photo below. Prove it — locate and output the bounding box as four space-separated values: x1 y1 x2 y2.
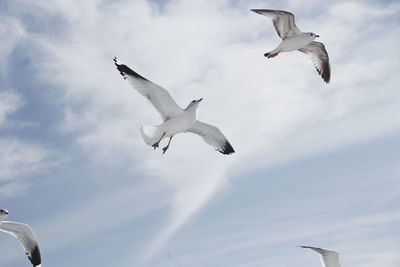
198 98 203 102
316 34 320 37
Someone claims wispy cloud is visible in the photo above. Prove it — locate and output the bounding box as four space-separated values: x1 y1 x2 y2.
21 0 400 259
0 0 399 265
0 91 59 197
0 139 48 182
0 91 22 125
0 15 26 72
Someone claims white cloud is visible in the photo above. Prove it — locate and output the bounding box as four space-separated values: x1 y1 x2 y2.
0 181 29 197
0 91 22 126
0 15 26 73
0 139 49 182
0 91 58 197
1 0 399 263
159 209 400 267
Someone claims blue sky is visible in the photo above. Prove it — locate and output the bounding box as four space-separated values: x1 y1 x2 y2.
0 0 399 266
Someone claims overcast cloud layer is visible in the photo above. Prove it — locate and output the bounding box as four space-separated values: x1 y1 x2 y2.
0 0 399 266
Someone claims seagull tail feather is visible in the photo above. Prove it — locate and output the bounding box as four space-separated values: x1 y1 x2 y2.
140 125 164 146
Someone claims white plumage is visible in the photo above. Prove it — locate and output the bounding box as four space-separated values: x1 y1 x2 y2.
113 57 235 155
251 9 331 83
0 209 41 267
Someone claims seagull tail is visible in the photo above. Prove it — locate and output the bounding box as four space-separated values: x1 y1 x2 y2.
140 125 164 146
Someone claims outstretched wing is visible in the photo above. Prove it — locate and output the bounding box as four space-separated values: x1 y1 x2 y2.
300 246 341 267
114 57 183 120
0 221 41 266
298 41 331 83
251 9 302 39
186 120 235 155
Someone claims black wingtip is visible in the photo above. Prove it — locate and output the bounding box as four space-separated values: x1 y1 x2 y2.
313 59 330 84
28 245 41 266
113 57 148 81
322 61 331 84
220 141 235 155
250 9 261 14
251 9 271 15
317 61 330 84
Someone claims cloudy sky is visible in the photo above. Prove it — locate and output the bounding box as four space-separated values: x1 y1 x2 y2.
0 0 399 266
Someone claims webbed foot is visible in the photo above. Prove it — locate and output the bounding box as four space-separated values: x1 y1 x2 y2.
162 146 169 154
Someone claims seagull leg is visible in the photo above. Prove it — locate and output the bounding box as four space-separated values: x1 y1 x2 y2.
152 132 166 150
162 136 173 155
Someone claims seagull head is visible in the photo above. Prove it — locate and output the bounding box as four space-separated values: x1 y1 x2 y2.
186 98 203 110
0 209 8 215
307 32 319 39
0 209 9 221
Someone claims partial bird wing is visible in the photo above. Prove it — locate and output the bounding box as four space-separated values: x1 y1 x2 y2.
300 246 341 267
298 41 331 83
186 120 235 155
114 57 183 121
0 221 41 266
251 9 302 39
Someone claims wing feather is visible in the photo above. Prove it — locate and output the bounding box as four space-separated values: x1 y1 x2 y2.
251 9 302 39
300 246 341 267
0 221 41 266
298 41 331 83
114 57 183 120
186 120 235 155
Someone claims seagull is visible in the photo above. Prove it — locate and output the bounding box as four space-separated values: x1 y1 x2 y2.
300 246 342 267
251 9 331 83
113 57 235 155
0 209 41 267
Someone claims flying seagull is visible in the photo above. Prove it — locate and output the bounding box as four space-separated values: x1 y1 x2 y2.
113 57 235 155
300 246 342 267
0 209 41 267
251 9 331 83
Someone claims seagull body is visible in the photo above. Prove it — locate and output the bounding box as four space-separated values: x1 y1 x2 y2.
0 209 41 267
251 9 331 83
273 33 318 53
113 57 235 155
145 102 197 139
300 246 341 267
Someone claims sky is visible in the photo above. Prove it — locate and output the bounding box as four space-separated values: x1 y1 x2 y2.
0 0 399 266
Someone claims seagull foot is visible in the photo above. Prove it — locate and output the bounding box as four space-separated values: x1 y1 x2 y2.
162 146 169 155
152 142 159 150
